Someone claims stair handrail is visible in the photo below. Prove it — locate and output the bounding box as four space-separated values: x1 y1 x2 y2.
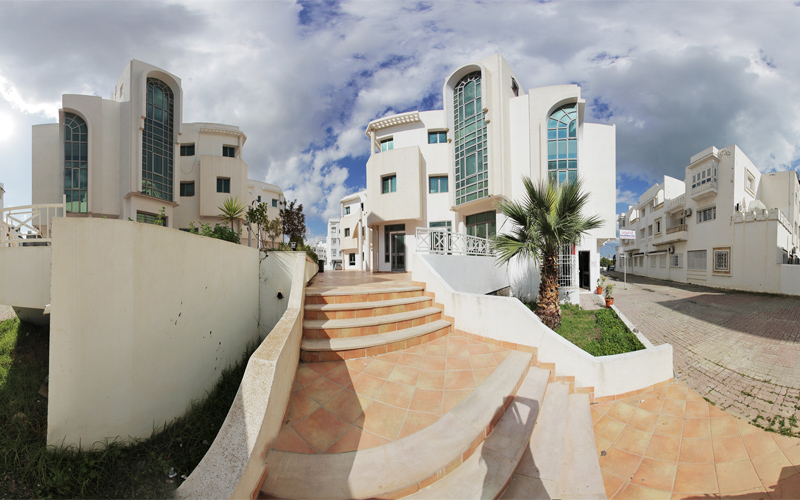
0 196 66 247
415 227 495 257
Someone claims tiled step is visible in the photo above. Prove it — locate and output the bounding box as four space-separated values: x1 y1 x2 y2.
304 296 434 320
559 393 605 500
405 367 551 499
303 307 444 339
500 381 570 499
300 319 451 362
305 286 425 304
261 350 533 499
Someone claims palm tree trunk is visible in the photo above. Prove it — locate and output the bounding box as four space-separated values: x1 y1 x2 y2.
536 249 561 330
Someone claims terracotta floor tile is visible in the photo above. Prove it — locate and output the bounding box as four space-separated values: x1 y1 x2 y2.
654 414 685 438
599 446 643 479
425 344 448 356
750 449 797 488
356 401 406 440
449 336 468 345
710 417 741 439
303 376 345 406
614 482 671 499
639 396 666 415
667 384 689 400
344 357 371 371
287 389 321 423
673 462 718 493
596 414 628 443
388 365 420 386
467 342 491 355
417 371 445 390
712 436 748 463
363 359 396 379
446 356 472 371
601 469 626 499
679 438 714 464
472 367 496 386
409 389 444 415
617 425 654 456
374 380 415 408
782 442 800 466
716 460 763 494
292 407 351 453
296 364 322 386
685 389 706 402
397 353 425 369
404 344 427 355
325 426 390 454
737 420 760 436
685 400 710 418
631 457 678 491
596 434 613 460
347 372 386 398
645 434 682 462
683 418 712 439
446 343 470 357
662 398 687 418
708 404 729 418
607 401 637 424
324 388 372 423
470 353 498 369
671 493 720 500
488 344 505 353
742 431 780 458
272 425 316 454
420 356 446 371
325 363 359 387
444 370 476 390
768 471 800 499
308 361 342 375
593 401 615 414
493 351 511 363
592 408 605 425
292 381 303 393
628 407 660 434
373 352 402 364
443 390 472 413
771 433 800 450
397 411 440 439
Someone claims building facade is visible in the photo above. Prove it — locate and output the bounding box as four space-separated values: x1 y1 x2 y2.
339 190 369 271
617 145 800 293
326 218 342 270
338 54 617 298
30 59 282 245
0 182 4 211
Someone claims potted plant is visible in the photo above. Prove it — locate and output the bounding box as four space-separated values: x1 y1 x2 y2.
604 283 615 308
596 275 606 294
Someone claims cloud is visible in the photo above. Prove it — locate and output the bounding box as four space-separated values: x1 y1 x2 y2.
616 187 639 208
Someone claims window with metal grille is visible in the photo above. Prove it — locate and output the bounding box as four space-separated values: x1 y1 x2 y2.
671 254 682 268
714 248 730 273
142 78 174 201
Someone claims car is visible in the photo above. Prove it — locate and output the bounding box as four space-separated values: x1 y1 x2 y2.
607 265 615 271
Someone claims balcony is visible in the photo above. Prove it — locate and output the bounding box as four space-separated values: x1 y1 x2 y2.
655 224 688 245
691 180 717 201
665 194 686 213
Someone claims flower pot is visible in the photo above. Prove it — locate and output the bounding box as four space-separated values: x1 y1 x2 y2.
605 298 614 308
595 286 603 294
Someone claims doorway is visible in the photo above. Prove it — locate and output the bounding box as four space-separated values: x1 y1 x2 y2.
390 232 405 272
579 251 590 289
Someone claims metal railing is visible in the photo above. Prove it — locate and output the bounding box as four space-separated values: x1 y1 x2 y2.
415 228 495 256
1 196 66 247
666 223 687 234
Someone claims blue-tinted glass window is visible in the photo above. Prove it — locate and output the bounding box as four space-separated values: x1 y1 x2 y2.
428 131 447 144
64 113 88 213
380 138 393 152
180 182 195 197
272 199 278 207
453 72 488 205
429 176 448 193
382 175 397 194
142 78 174 201
547 104 578 187
217 177 230 193
223 146 235 157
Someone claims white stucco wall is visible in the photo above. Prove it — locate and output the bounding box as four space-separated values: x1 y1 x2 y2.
418 254 509 294
47 218 260 447
0 245 51 309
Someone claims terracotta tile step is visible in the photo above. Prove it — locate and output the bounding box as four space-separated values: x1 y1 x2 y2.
299 320 452 362
260 351 534 500
304 296 433 320
305 285 424 298
303 308 443 340
406 368 551 499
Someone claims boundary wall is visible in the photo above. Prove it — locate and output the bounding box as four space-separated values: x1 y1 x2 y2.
413 253 673 398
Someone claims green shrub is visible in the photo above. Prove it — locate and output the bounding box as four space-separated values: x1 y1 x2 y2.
188 221 241 243
584 308 645 356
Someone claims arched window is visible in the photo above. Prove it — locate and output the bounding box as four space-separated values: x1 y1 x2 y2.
453 71 488 205
64 113 88 213
142 78 174 201
547 104 578 186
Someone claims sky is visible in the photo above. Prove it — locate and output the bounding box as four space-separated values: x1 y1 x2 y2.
1 1 799 257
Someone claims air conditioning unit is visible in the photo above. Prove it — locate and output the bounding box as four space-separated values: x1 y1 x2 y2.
668 245 675 254
684 208 693 217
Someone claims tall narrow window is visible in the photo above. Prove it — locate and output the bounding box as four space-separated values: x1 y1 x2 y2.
453 72 488 205
547 103 578 186
142 78 174 201
64 113 88 213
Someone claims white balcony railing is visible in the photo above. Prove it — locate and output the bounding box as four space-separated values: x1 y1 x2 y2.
415 228 494 257
1 197 66 247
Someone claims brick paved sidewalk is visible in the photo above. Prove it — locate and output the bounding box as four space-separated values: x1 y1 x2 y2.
608 272 800 427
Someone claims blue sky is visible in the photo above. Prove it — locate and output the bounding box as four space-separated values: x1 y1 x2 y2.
1 1 799 257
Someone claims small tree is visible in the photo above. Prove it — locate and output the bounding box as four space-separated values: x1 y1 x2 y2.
280 199 307 245
245 201 283 251
219 197 246 232
265 217 282 249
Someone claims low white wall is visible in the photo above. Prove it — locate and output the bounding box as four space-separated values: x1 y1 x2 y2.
412 254 673 398
780 264 800 296
48 218 260 447
0 245 51 309
177 252 317 500
418 253 509 294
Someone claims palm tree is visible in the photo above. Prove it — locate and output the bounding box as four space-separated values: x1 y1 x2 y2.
494 177 603 330
218 197 246 231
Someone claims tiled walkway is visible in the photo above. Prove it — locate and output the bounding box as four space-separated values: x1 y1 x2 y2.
594 379 800 498
272 333 511 454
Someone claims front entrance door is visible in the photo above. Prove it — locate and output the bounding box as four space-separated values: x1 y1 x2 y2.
390 233 405 272
579 251 590 289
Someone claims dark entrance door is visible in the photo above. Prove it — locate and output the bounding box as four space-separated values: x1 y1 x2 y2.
579 251 590 289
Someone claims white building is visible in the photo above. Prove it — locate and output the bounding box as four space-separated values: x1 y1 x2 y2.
617 145 800 294
339 190 369 271
0 182 4 211
343 54 616 298
312 238 327 267
29 59 282 246
326 218 342 270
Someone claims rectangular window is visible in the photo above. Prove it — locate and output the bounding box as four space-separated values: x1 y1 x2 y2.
429 221 452 229
466 210 496 239
380 138 393 152
136 211 166 226
345 228 350 237
429 176 449 193
428 131 447 144
650 257 656 267
511 78 519 97
180 181 195 197
697 206 716 223
655 218 661 234
688 250 707 271
714 247 731 274
671 254 682 268
647 225 653 236
746 171 755 194
345 206 351 215
222 146 236 158
659 255 666 268
217 177 230 193
180 144 195 156
349 253 356 265
272 199 278 207
382 175 397 194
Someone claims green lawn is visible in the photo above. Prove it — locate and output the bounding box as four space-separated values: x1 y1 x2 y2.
0 318 249 499
525 303 645 356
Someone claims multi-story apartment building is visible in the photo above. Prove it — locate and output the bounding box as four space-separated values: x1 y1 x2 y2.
340 54 616 297
28 59 282 246
617 145 800 293
339 190 369 271
326 218 342 270
0 182 4 210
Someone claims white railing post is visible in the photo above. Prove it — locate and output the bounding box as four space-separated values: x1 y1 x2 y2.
415 228 494 257
0 200 67 247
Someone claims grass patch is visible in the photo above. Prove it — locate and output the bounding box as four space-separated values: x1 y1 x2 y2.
0 318 250 499
524 303 645 356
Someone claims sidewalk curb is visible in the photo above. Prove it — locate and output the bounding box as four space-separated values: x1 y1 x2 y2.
611 304 655 349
